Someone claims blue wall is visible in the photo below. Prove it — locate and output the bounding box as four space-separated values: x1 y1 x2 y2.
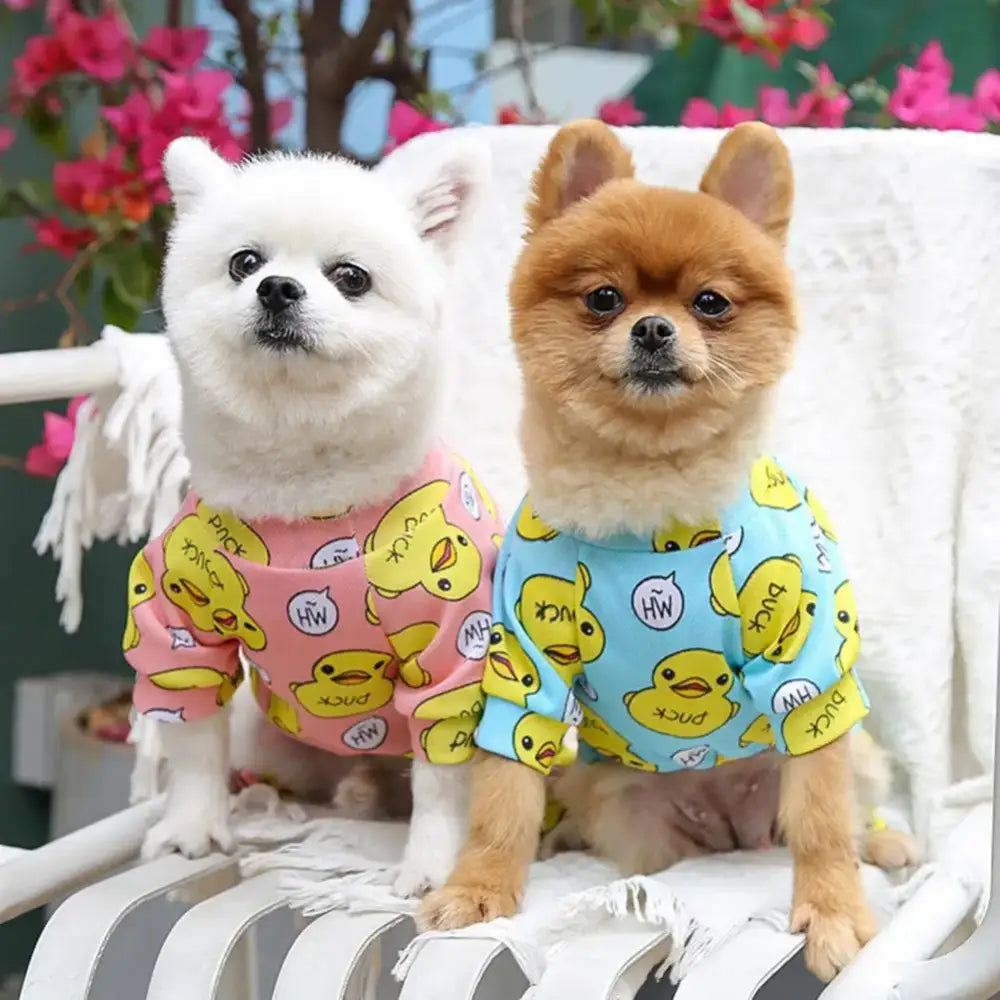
194 0 494 155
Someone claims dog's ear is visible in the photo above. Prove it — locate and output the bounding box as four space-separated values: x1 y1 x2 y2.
699 123 793 246
380 137 490 253
527 120 635 234
163 137 233 215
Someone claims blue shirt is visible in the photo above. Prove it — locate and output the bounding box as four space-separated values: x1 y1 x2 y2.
474 456 869 775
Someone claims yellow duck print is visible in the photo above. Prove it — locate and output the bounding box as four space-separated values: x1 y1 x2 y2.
387 621 438 688
123 550 155 651
579 705 656 771
652 520 722 552
248 663 301 734
290 650 394 718
763 589 817 664
625 649 740 739
750 456 801 511
805 489 838 542
513 712 576 774
482 624 540 707
735 555 803 657
516 502 559 542
363 480 482 602
148 666 243 707
515 563 605 686
161 504 268 650
781 670 867 754
833 580 860 673
415 681 484 765
709 550 739 617
739 713 776 749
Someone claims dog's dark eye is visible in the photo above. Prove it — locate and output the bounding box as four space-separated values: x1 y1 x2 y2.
585 286 625 317
229 249 265 282
327 262 371 298
692 290 731 318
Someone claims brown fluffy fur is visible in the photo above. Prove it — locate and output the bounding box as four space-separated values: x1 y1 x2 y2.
422 121 913 981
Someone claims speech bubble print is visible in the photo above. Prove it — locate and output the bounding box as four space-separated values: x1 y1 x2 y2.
672 745 711 768
142 707 186 723
810 520 832 573
563 692 584 726
771 678 821 715
575 676 599 702
632 574 684 630
287 588 338 636
310 537 360 569
456 610 492 660
724 527 744 556
341 715 388 752
458 471 481 521
168 626 197 650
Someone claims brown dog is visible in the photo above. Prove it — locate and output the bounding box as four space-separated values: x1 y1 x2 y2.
422 121 902 981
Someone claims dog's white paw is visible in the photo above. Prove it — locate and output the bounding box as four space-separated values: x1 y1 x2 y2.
141 806 235 861
394 843 455 898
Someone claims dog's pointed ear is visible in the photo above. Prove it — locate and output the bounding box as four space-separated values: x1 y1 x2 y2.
380 137 490 253
163 137 233 215
699 123 793 245
528 120 635 234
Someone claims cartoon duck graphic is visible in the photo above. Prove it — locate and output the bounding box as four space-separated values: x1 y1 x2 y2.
482 624 540 707
513 712 576 774
515 563 605 686
805 489 838 542
736 554 804 657
749 456 802 511
161 504 268 651
625 648 740 739
652 521 722 552
516 502 559 542
578 705 656 771
148 666 243 707
387 621 439 688
249 662 301 735
738 713 776 749
123 550 155 651
763 589 817 664
833 580 860 673
290 650 394 718
363 480 482 602
414 681 485 765
781 669 867 755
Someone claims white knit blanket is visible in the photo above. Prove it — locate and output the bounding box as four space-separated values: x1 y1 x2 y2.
34 126 1000 980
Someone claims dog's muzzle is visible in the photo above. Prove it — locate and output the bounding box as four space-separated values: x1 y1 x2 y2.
627 314 684 391
253 275 312 352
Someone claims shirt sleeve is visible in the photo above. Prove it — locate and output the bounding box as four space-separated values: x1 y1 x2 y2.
735 471 869 756
474 508 579 776
376 455 504 765
124 508 243 725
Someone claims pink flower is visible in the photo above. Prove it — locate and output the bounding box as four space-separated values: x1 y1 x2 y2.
53 151 126 214
268 97 294 136
385 100 450 152
925 94 986 132
888 65 937 125
974 68 1000 123
12 34 73 97
680 98 721 128
598 96 645 127
160 69 233 129
0 125 14 153
103 91 154 144
915 40 953 91
57 10 133 83
497 103 523 125
758 86 804 126
24 396 88 477
3 0 39 9
140 26 208 71
719 102 756 126
796 64 851 127
785 11 827 49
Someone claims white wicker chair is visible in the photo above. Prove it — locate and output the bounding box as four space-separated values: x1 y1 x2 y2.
1 124 998 1000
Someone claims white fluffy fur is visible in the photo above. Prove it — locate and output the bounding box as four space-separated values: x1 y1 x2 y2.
145 136 489 893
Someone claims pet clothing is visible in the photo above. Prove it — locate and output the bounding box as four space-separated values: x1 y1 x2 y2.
124 448 501 764
474 455 868 774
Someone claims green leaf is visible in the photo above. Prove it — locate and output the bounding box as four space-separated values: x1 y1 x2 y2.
0 179 54 218
675 21 699 54
730 0 767 37
101 276 142 332
110 245 155 309
23 103 70 158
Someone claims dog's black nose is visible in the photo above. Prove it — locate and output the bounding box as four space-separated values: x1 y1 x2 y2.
256 275 305 314
630 315 676 353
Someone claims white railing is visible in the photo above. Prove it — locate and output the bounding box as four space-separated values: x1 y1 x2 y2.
1 345 997 1000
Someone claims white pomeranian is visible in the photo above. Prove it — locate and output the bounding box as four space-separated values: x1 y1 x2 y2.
125 135 499 896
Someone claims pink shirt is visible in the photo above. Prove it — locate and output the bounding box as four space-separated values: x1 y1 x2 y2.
124 448 503 765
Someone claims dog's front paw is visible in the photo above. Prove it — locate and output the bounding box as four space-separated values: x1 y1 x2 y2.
393 844 456 898
141 809 235 861
791 897 878 983
418 883 519 931
863 828 922 870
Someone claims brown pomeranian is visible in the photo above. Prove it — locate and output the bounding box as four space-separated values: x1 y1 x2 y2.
421 120 916 981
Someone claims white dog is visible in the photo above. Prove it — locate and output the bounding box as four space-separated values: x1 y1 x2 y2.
129 135 496 896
